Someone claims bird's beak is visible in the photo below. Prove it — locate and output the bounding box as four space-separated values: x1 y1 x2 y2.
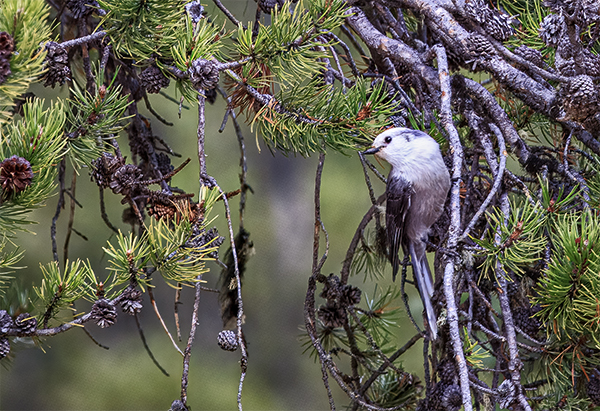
363 146 381 155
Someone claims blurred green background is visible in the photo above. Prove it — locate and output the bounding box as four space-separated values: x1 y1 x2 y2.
0 1 427 409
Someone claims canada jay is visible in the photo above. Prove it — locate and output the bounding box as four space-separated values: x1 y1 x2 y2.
364 127 450 339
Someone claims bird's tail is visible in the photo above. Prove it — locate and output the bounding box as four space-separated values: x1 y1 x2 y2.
408 242 437 340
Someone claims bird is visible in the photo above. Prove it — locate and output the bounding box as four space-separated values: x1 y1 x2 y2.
363 127 450 339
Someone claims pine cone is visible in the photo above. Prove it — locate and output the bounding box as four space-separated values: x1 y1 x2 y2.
437 358 458 384
14 313 37 334
320 274 342 302
186 227 224 259
441 384 462 411
217 329 238 351
91 298 117 328
0 337 9 359
65 0 98 19
539 14 565 47
341 285 361 306
318 303 346 328
147 202 176 220
120 289 143 315
0 155 34 198
0 32 14 59
257 0 285 14
109 164 142 195
43 42 71 88
563 75 599 121
513 306 542 336
579 49 600 77
0 310 13 334
588 369 600 405
140 66 170 94
463 0 513 41
189 59 219 91
91 153 125 188
185 0 204 23
513 45 544 68
465 34 496 58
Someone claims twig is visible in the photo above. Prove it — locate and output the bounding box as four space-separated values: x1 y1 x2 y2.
63 171 77 265
143 95 174 126
217 184 248 411
175 285 182 342
135 312 170 376
181 275 202 405
433 44 472 411
99 187 119 234
211 0 243 27
562 130 590 207
58 30 106 48
51 158 66 264
460 124 507 241
147 286 184 357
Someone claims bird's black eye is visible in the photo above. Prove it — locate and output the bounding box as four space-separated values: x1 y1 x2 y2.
384 136 392 143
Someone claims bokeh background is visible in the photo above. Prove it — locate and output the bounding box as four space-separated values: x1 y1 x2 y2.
0 1 426 409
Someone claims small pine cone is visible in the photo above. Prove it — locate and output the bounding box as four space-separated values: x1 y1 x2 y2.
0 156 34 198
437 358 458 384
556 56 577 77
147 202 176 220
257 0 285 14
14 313 37 334
465 34 496 58
563 75 599 120
91 298 117 328
0 310 13 333
463 0 488 24
341 285 361 306
513 307 541 336
156 152 174 178
441 384 462 411
320 274 342 302
65 0 98 19
185 0 204 24
513 45 544 68
189 59 219 91
120 289 143 315
217 330 238 351
588 369 600 405
580 49 600 77
484 13 514 42
43 42 71 88
0 32 14 59
318 303 346 328
140 66 170 94
496 379 516 409
575 0 600 29
91 153 125 188
539 14 565 47
0 337 9 359
109 164 142 195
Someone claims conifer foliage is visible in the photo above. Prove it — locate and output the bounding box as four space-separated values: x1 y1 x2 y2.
1 0 600 410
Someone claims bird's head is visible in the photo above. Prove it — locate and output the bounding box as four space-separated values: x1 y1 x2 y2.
363 127 440 170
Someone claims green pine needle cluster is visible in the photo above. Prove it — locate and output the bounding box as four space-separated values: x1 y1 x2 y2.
473 198 546 279
0 99 66 232
66 67 131 168
0 0 51 123
537 211 600 347
96 0 187 61
256 79 396 154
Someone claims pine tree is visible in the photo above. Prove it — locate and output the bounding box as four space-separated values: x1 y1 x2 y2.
1 0 600 410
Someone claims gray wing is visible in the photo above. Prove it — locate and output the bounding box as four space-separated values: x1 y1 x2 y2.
386 175 413 280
